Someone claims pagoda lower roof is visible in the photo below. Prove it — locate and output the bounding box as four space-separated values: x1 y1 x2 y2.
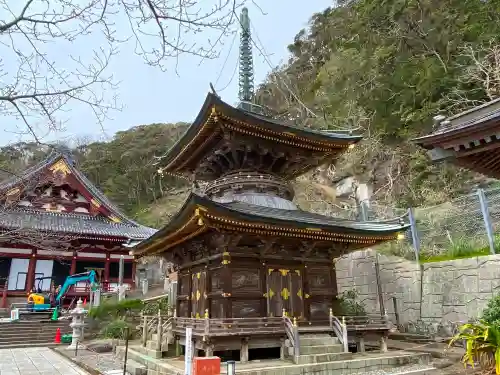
413 99 500 178
132 192 409 257
0 208 157 241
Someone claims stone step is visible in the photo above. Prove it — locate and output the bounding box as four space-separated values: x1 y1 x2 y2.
117 347 432 375
297 351 353 364
0 328 70 336
0 341 59 349
0 326 71 345
115 346 178 375
125 358 147 375
299 335 339 347
0 335 66 344
116 344 163 361
299 344 344 355
146 340 169 352
351 364 438 375
0 323 70 331
235 352 432 375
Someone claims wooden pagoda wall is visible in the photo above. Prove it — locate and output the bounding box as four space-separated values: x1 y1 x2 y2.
176 255 339 321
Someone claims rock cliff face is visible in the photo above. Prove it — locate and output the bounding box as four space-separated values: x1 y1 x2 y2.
336 249 500 328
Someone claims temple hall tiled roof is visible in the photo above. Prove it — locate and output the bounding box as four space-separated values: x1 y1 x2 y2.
0 209 157 240
0 149 156 240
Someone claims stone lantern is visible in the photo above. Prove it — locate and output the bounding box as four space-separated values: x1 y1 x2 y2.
68 298 86 349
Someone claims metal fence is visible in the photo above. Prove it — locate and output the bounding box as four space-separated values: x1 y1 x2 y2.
395 187 500 262
301 185 500 263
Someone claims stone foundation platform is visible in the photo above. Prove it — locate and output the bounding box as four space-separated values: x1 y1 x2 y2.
115 333 438 375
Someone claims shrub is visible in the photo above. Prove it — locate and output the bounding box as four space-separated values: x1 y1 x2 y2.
100 319 135 339
338 289 366 316
450 322 500 374
142 297 169 315
482 294 500 327
89 298 143 320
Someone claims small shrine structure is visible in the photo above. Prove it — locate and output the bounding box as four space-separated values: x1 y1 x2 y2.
414 98 500 178
0 150 156 302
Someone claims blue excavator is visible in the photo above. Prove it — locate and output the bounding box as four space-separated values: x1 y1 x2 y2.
26 270 97 314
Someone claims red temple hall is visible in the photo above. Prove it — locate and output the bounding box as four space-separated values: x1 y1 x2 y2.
0 150 156 303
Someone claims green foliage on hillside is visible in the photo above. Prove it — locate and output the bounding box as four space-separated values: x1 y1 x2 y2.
77 123 188 215
256 0 500 206
0 123 189 227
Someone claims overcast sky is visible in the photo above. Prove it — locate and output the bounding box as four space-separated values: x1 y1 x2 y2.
1 1 334 146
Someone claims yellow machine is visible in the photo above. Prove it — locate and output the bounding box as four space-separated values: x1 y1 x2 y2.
27 276 55 311
27 293 49 305
27 271 97 313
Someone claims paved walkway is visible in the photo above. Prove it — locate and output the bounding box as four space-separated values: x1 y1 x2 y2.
0 347 89 375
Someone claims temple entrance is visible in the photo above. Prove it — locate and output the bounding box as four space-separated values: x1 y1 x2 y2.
266 268 304 318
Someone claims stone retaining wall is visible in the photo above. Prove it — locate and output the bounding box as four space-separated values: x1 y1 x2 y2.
336 250 500 325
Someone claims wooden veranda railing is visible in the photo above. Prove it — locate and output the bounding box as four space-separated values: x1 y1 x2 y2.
173 310 302 363
140 308 391 359
283 315 300 361
329 309 348 353
174 316 284 336
140 311 173 349
343 314 391 329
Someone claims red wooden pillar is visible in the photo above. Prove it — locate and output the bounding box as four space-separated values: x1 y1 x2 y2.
26 252 36 293
1 281 8 308
104 254 110 282
70 252 77 275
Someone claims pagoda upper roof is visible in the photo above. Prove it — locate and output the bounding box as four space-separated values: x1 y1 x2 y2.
132 192 409 258
0 150 156 241
413 99 500 178
160 93 363 180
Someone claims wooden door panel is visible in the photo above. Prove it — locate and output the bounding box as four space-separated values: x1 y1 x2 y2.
191 271 206 318
265 268 303 317
290 269 304 319
266 268 282 317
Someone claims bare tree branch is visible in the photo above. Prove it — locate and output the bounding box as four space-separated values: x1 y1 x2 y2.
445 42 500 112
0 0 243 142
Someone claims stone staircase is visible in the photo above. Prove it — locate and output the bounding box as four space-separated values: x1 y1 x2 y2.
292 334 352 364
115 333 438 375
0 319 72 348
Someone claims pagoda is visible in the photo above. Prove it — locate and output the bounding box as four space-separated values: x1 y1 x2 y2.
0 149 156 302
132 8 408 357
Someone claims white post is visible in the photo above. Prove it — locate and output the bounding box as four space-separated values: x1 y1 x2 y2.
156 310 163 351
164 277 170 293
118 285 126 302
93 289 101 307
118 255 125 285
142 279 149 296
184 327 193 375
118 255 125 301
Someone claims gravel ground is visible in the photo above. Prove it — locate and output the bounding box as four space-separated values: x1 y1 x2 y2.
432 362 482 375
55 347 126 375
353 363 436 375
